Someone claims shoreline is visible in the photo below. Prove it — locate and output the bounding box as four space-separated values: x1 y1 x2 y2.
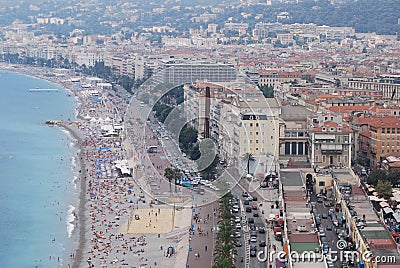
2 65 87 267
3 64 192 268
52 121 87 268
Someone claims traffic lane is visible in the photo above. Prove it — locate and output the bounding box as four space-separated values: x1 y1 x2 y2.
232 186 267 268
313 199 342 268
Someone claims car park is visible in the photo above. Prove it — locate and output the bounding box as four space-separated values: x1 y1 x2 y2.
250 236 257 243
235 217 241 223
259 241 266 247
236 240 242 247
326 225 332 231
253 212 259 217
248 217 254 224
250 231 258 237
252 196 258 201
246 207 252 213
258 226 266 233
322 213 328 219
242 191 249 197
251 204 257 210
235 231 241 238
244 200 250 205
235 223 241 229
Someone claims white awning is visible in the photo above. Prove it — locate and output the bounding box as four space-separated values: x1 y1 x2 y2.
383 207 394 214
314 134 335 140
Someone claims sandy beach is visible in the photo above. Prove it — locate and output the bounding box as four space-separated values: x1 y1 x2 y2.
3 64 193 268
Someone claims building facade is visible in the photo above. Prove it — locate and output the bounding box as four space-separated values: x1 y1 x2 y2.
308 113 353 168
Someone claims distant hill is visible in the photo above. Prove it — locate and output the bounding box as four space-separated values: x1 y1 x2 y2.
277 0 400 35
0 0 398 35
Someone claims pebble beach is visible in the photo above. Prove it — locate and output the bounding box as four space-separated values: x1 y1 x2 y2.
3 64 191 268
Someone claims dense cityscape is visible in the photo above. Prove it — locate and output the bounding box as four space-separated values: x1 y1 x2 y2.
1 1 400 268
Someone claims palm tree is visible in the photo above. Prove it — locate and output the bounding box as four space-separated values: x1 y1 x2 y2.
242 153 256 175
213 192 236 268
164 166 176 194
164 167 182 194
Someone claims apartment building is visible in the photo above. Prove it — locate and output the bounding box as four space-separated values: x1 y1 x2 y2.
258 70 303 89
355 116 400 168
347 75 400 101
184 82 281 167
308 113 353 168
162 62 237 85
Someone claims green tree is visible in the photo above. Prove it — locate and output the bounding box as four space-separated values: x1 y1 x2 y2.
179 126 198 153
367 169 387 186
387 170 400 187
213 192 236 268
164 167 181 194
242 153 256 175
376 180 392 199
259 85 274 98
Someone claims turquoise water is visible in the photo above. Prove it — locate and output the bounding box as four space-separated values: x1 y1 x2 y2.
0 70 78 267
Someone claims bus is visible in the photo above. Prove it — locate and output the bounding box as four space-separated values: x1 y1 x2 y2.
147 146 157 153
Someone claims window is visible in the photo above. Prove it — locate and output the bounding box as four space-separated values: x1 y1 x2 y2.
256 140 259 144
256 147 259 151
322 155 326 162
250 140 252 144
315 155 319 162
250 123 253 127
256 123 259 127
256 132 259 135
319 181 325 186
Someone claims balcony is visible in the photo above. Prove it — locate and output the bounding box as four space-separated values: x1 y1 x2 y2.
321 144 343 154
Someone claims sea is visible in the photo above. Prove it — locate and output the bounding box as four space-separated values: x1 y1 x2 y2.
0 69 79 267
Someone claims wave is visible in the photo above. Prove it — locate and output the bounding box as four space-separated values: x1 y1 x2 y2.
71 156 76 169
72 175 78 190
66 205 76 238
